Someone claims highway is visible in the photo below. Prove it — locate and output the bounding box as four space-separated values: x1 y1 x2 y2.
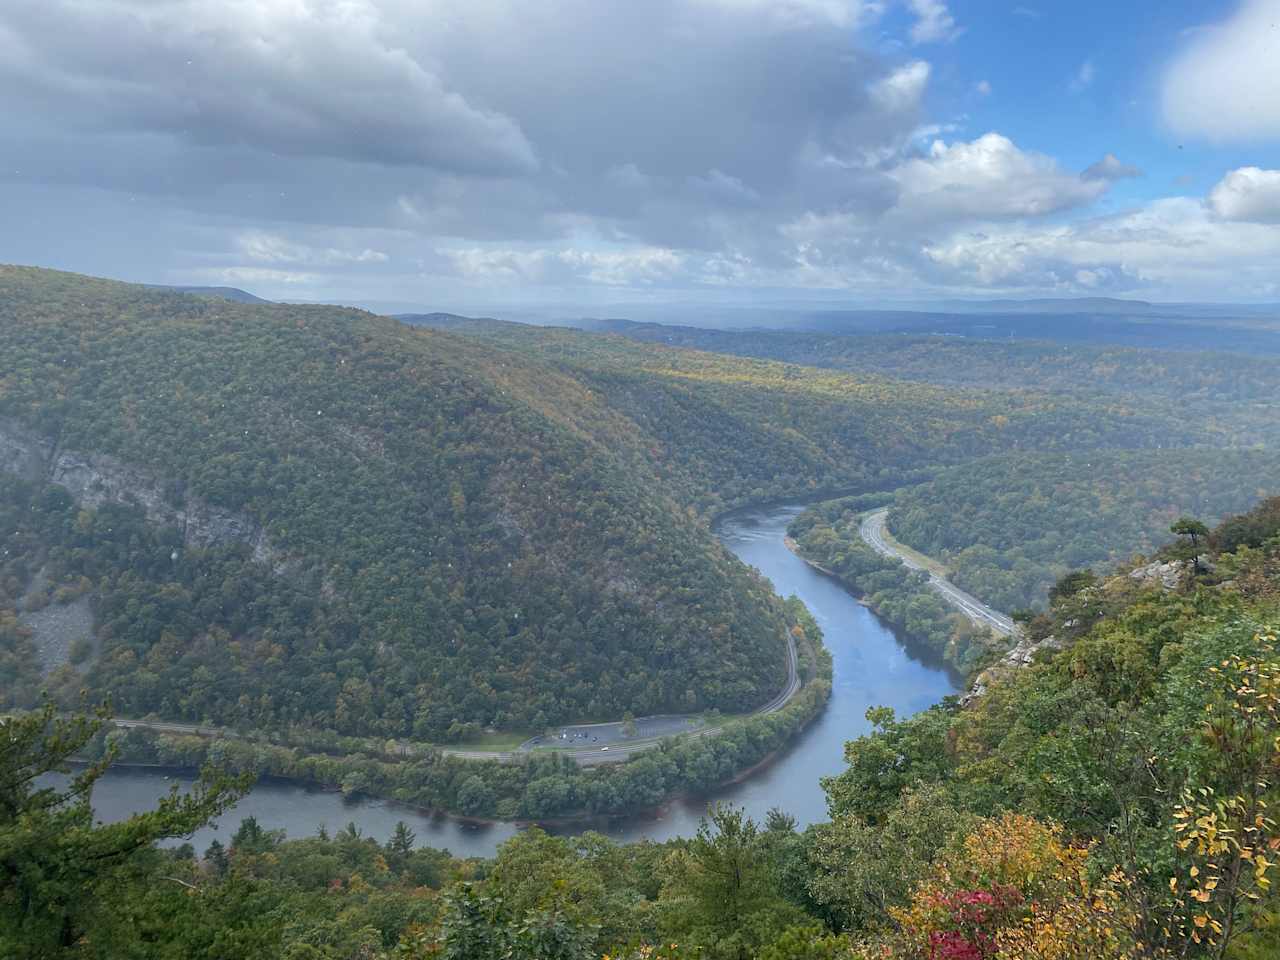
859 508 1017 638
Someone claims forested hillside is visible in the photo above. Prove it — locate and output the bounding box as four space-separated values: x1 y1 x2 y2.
888 449 1280 611
2 267 1217 746
11 499 1280 958
561 319 1280 447
1 266 802 738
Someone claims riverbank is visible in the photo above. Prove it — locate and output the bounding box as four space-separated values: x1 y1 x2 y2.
786 500 1010 678
82 504 960 854
97 591 831 824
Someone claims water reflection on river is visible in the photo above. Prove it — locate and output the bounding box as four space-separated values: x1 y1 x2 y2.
86 504 960 858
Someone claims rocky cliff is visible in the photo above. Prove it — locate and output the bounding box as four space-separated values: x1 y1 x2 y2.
0 418 276 561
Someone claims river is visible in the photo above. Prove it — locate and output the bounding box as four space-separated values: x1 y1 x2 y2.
82 504 961 857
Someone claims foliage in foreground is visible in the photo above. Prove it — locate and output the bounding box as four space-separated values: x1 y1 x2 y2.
7 501 1280 957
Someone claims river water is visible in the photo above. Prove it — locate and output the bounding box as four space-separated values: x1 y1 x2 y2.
83 504 960 857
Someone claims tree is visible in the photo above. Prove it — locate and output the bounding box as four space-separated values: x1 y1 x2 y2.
1154 636 1280 957
203 838 229 876
387 820 417 859
0 702 246 958
1048 569 1097 603
432 884 595 960
1170 517 1209 550
231 815 284 855
659 805 804 960
1171 516 1211 573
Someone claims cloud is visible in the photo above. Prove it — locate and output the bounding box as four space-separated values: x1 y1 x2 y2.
2 0 1277 304
697 0 884 28
1082 154 1143 181
1207 167 1280 222
1162 0 1280 141
443 245 685 287
870 61 932 112
888 133 1110 221
906 0 960 43
974 80 992 96
918 196 1280 298
236 231 390 266
1069 60 1096 92
0 0 539 176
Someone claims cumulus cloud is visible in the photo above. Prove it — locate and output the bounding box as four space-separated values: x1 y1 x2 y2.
906 0 960 44
0 0 539 176
2 0 1276 303
1207 167 1280 222
870 61 932 112
696 0 883 28
1162 0 1280 141
1082 154 1143 181
919 197 1280 297
236 231 390 266
888 133 1110 221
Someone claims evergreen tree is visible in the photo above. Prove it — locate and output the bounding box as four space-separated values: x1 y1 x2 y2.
0 702 244 958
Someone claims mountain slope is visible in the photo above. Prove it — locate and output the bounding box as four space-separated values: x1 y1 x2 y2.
0 266 794 737
0 266 1241 743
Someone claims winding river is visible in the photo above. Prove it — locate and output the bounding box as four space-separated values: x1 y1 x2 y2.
82 504 960 857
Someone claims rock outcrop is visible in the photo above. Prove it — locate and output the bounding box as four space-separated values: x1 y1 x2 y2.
1 420 276 561
962 632 1063 706
1128 557 1190 591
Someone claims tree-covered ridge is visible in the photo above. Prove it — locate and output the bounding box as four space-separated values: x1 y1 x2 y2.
9 501 1280 958
0 265 796 736
565 321 1280 447
404 315 1227 511
886 448 1280 611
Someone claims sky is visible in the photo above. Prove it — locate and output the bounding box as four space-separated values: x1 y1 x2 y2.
2 0 1279 310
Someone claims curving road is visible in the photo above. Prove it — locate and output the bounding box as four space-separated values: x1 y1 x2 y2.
101 625 801 769
859 509 1017 638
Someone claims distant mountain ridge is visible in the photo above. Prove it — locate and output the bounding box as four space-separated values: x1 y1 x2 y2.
146 284 270 303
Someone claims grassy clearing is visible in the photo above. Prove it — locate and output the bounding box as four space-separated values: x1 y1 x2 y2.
451 730 533 751
880 517 952 577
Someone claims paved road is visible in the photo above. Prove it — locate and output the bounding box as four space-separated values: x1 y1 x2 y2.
101 626 801 769
859 509 1017 638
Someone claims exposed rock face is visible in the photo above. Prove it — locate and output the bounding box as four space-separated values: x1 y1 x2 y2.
1 421 276 561
962 632 1063 705
1128 558 1190 591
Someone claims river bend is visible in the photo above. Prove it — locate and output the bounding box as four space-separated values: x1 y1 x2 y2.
82 504 960 857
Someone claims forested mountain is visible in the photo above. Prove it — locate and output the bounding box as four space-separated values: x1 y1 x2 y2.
2 267 1229 747
11 498 1280 958
2 266 803 738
